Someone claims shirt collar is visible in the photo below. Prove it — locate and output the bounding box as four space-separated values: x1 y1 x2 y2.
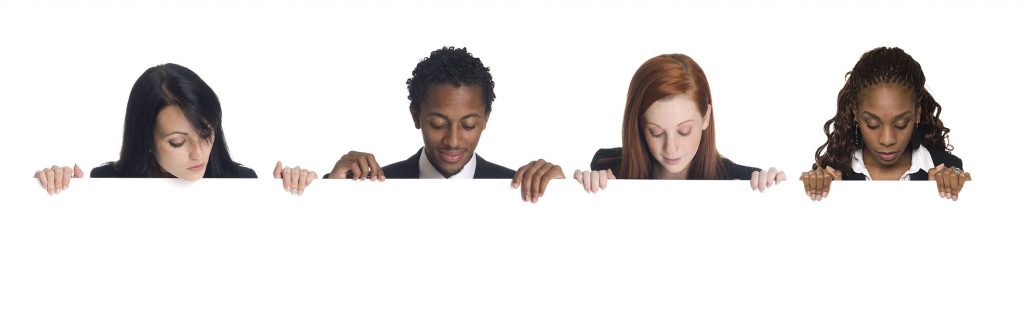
418 147 477 179
851 144 934 180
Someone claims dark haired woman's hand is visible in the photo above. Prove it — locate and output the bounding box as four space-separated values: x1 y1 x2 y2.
328 151 385 181
750 167 786 192
800 166 842 201
928 163 971 201
35 164 84 195
512 159 565 203
572 169 615 194
274 161 317 196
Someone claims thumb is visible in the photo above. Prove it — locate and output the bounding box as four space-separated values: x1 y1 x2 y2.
273 161 283 178
573 169 583 181
606 169 616 179
73 164 84 178
825 166 841 179
928 163 945 180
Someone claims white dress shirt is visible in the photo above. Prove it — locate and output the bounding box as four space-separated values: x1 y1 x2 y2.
850 145 934 181
417 148 478 179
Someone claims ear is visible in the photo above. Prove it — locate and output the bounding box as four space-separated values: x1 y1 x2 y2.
481 111 490 130
915 104 922 124
702 104 712 130
410 106 421 129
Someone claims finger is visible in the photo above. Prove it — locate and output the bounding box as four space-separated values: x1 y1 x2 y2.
776 170 787 184
532 163 557 202
52 167 64 193
750 171 759 191
282 166 293 191
589 167 601 195
598 170 609 190
290 167 301 194
606 169 616 179
582 170 593 193
46 168 56 194
513 162 531 189
73 164 84 178
573 169 583 182
367 155 383 181
297 169 309 194
929 163 945 181
36 170 48 190
273 161 283 179
61 166 72 190
935 168 948 198
766 167 778 188
521 160 545 201
306 171 317 187
356 157 371 180
822 169 833 198
952 171 966 199
349 162 363 180
758 168 769 192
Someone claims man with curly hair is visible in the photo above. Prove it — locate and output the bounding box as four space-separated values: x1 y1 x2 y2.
326 46 564 203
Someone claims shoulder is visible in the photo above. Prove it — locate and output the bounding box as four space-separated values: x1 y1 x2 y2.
928 149 964 170
474 155 515 179
719 158 760 180
233 165 258 178
381 151 420 179
590 147 622 171
89 162 118 178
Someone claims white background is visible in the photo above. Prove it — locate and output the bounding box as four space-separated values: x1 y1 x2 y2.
1 0 1022 314
1 0 1019 179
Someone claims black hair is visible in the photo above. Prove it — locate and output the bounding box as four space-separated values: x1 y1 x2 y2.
814 47 952 173
109 63 245 178
407 46 496 113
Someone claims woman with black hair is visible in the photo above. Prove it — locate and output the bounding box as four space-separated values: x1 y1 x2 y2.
35 63 317 195
801 47 970 201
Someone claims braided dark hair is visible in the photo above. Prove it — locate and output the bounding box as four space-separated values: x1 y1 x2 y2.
814 47 952 173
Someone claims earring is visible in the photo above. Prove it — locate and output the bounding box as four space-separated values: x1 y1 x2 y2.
854 121 861 147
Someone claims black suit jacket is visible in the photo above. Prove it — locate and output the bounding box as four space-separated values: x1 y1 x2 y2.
590 147 760 180
382 148 515 179
843 149 964 181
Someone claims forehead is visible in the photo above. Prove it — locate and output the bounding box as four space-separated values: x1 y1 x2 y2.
421 83 485 117
643 94 701 126
155 105 195 135
858 84 915 115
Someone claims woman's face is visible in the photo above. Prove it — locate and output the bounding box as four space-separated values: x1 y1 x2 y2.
642 94 710 178
855 84 920 168
152 105 213 181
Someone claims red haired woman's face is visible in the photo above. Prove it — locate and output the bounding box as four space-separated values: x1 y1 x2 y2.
642 94 710 179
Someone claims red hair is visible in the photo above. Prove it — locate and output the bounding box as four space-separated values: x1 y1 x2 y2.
618 54 725 179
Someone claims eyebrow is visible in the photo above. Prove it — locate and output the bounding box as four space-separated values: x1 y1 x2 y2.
646 119 696 129
162 131 189 138
427 113 482 121
862 111 914 121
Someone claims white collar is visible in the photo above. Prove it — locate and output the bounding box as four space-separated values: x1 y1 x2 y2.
851 144 934 181
417 147 477 179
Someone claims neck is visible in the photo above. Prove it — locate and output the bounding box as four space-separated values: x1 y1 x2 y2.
653 164 688 180
863 147 913 180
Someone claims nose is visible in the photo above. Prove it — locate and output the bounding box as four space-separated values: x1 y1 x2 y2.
442 125 461 149
663 134 681 155
188 138 207 160
880 127 897 148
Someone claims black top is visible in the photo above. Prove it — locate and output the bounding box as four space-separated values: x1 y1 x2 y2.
380 148 516 179
842 148 964 181
90 162 258 178
590 147 760 180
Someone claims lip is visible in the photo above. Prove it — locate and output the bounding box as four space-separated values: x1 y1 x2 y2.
439 151 465 163
663 157 682 165
188 163 205 172
878 151 898 162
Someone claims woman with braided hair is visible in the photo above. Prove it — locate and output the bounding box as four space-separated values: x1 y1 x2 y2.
801 47 970 201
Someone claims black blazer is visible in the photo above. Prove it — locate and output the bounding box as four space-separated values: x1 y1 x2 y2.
381 148 516 179
90 162 257 178
590 147 760 180
843 149 964 181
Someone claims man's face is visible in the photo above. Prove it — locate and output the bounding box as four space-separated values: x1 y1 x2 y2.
412 83 488 177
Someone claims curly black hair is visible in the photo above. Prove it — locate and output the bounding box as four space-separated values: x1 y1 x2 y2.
814 47 953 173
407 46 496 113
